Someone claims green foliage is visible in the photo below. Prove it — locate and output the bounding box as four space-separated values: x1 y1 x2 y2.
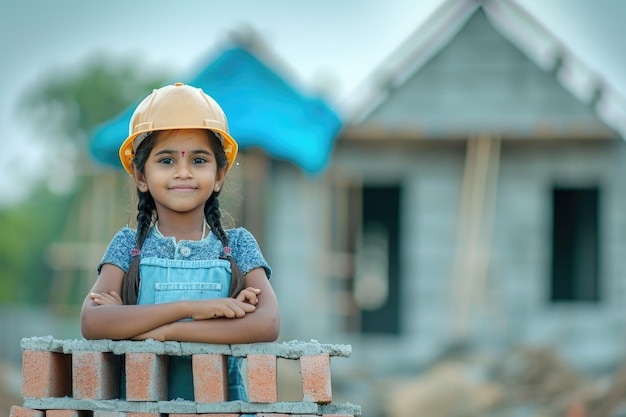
0 184 77 304
18 53 171 141
1 54 172 306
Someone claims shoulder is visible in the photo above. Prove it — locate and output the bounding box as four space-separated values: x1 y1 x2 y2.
118 226 137 238
226 227 258 244
226 227 264 253
97 226 137 273
226 227 271 278
111 226 137 247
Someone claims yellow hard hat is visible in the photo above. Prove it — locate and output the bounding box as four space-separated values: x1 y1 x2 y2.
119 82 238 175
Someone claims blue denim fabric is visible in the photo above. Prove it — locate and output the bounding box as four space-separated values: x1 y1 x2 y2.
138 258 232 304
138 257 247 401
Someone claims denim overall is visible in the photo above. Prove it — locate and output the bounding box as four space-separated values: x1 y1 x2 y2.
137 256 247 401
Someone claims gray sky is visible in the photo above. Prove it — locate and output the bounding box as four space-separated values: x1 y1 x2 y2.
1 0 625 205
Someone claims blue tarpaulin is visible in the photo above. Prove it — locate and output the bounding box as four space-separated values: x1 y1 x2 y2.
89 45 343 174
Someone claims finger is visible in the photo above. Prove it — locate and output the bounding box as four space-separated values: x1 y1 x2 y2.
240 301 256 313
236 290 257 303
230 301 255 318
90 293 106 304
108 291 123 303
222 306 239 319
235 289 252 301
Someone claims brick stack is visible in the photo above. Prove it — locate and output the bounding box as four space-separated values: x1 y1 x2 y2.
9 337 361 417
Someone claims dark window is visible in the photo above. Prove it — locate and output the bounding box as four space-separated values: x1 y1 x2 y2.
551 187 600 302
356 186 402 334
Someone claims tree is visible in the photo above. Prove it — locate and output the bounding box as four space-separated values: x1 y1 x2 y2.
0 54 171 307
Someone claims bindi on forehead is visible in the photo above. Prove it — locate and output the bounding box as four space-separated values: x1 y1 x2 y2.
181 151 185 157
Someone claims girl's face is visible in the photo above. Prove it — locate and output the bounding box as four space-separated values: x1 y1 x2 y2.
135 129 225 217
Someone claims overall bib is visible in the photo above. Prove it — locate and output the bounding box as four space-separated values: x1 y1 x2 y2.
137 257 247 401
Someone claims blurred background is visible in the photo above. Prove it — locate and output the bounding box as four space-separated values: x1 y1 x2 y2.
2 0 626 416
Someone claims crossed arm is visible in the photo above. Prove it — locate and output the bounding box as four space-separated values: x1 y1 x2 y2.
80 264 280 344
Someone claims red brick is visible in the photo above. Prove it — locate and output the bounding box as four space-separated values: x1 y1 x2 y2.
125 352 168 401
72 351 120 399
9 406 44 417
192 354 228 403
47 410 88 417
301 354 332 404
21 350 72 398
247 354 277 403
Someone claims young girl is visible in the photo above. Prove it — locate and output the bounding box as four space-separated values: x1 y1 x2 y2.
80 82 280 401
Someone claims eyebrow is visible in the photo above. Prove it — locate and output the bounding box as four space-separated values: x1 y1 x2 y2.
153 149 213 157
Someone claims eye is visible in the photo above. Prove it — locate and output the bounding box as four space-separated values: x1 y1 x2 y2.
159 157 174 165
192 157 208 164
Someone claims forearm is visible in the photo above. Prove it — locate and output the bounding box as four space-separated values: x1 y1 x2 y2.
80 301 190 340
162 307 280 344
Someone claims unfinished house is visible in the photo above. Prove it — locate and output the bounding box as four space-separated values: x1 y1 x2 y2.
266 0 626 388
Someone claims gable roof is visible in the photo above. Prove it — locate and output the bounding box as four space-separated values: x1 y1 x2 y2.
345 0 625 140
90 40 342 174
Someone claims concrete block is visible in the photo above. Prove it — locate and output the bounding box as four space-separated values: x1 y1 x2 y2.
157 399 197 414
321 415 355 417
256 414 290 417
181 343 231 356
127 413 161 417
195 400 243 414
173 414 239 417
320 403 362 416
231 340 351 359
93 412 126 417
22 397 160 413
239 401 319 414
63 339 112 354
20 336 65 352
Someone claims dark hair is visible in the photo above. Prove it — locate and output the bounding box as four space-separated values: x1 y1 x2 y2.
121 130 246 305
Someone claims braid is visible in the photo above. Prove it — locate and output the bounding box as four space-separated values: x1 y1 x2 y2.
205 192 246 298
122 190 155 305
121 133 157 305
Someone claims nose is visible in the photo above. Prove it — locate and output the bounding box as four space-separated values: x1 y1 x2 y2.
174 160 193 178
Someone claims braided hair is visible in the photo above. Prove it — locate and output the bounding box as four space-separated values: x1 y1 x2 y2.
121 130 246 305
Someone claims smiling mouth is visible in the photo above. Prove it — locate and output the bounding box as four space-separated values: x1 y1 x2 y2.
169 186 197 192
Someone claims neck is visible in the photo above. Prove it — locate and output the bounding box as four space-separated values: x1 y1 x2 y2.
154 212 208 241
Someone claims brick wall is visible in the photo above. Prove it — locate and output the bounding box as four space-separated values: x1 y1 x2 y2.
10 337 361 417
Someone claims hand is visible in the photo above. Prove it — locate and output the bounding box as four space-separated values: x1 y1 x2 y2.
188 298 256 320
236 287 261 305
90 291 123 305
132 325 169 342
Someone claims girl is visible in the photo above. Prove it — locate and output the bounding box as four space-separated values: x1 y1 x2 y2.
80 82 280 401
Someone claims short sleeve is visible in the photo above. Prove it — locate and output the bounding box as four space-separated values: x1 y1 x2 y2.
228 228 272 279
97 227 137 274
